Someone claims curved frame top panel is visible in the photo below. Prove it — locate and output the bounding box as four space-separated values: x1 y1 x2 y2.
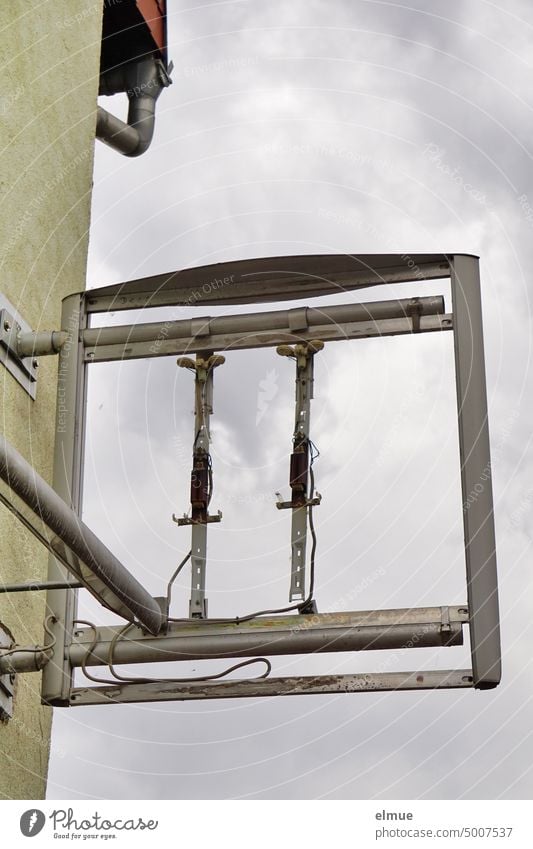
85 252 462 313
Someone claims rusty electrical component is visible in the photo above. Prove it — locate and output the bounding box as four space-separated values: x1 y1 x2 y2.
174 354 223 531
190 458 209 520
289 444 309 507
174 452 220 527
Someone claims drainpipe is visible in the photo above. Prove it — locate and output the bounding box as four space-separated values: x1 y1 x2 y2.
96 57 172 157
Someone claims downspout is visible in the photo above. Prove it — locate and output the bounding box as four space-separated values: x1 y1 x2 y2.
96 56 172 157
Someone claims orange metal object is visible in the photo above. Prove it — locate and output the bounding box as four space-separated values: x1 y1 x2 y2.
136 0 166 54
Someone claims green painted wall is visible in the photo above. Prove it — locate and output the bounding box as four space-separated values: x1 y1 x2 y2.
0 1 103 799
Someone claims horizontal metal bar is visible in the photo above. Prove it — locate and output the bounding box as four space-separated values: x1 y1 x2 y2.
85 253 452 313
16 331 69 358
85 313 453 364
0 435 164 635
70 606 468 668
69 669 475 706
0 649 50 674
84 296 445 348
0 580 84 594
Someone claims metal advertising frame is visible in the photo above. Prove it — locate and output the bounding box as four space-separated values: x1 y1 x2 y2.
32 252 500 706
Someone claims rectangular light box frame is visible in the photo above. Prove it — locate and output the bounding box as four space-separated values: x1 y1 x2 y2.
41 252 501 707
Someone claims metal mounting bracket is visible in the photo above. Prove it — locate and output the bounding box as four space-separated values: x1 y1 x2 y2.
0 294 38 399
0 623 15 720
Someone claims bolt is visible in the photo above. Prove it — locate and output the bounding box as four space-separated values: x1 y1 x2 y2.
32 359 39 369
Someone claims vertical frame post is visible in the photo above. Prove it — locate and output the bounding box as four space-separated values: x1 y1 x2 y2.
289 353 314 602
176 352 224 618
190 523 208 618
189 355 213 618
42 293 88 704
450 255 501 688
277 342 323 603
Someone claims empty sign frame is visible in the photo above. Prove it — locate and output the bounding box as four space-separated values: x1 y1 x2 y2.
40 253 500 706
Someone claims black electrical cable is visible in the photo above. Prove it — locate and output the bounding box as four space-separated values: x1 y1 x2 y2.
309 439 320 463
166 549 192 615
0 614 57 659
207 452 213 507
106 622 271 684
307 463 318 600
75 619 116 685
106 655 272 685
74 620 271 686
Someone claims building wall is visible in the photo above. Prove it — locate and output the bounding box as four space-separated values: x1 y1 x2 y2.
0 1 103 799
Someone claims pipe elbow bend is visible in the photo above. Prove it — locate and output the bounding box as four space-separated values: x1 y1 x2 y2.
97 58 172 157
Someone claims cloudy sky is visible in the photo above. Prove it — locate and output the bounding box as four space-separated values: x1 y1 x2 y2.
47 0 533 799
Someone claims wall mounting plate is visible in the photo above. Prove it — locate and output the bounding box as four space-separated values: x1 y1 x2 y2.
0 623 15 720
0 294 38 399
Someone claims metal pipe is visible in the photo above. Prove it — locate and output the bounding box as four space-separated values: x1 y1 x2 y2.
69 606 466 668
0 580 83 594
16 331 69 358
83 295 444 349
96 107 145 157
0 435 164 635
0 649 50 674
97 58 172 157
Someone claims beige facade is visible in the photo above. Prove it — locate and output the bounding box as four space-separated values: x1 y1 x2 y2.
0 1 102 798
